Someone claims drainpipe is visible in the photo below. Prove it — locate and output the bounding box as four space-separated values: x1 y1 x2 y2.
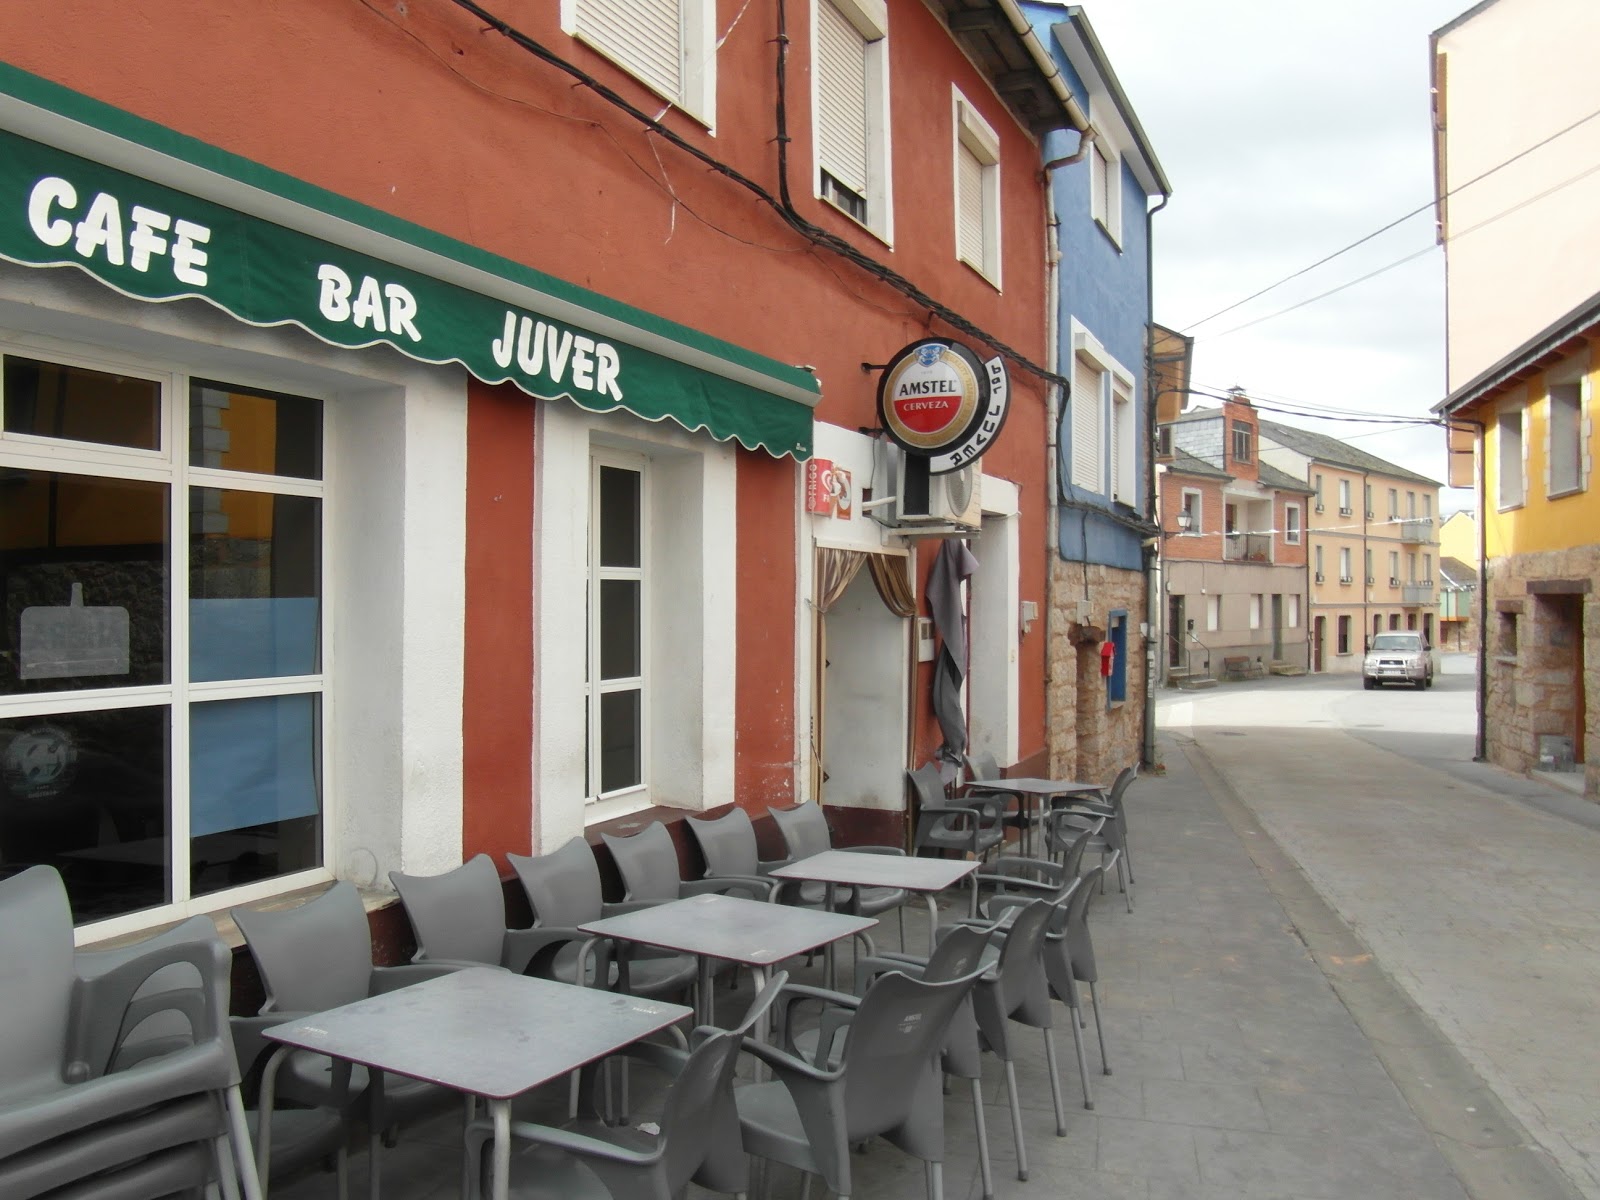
1043 127 1096 176
1141 192 1171 771
1043 152 1066 775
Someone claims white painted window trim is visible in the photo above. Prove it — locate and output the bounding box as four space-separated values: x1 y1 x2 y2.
1205 593 1220 632
1544 349 1590 499
1179 487 1202 533
951 86 1001 286
1110 377 1135 504
1069 321 1132 498
1284 502 1301 544
1496 394 1527 511
1089 136 1122 246
811 0 893 243
562 0 718 129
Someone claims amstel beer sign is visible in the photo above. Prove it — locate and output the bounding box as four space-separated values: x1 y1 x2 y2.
876 339 1010 473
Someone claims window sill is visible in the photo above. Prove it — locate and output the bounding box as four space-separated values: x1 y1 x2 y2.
819 193 892 249
1548 485 1586 501
957 255 1002 291
1494 654 1519 666
1496 500 1525 513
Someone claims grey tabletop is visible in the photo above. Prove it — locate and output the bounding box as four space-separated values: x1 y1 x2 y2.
580 892 876 964
769 849 977 892
969 777 1105 795
263 967 690 1100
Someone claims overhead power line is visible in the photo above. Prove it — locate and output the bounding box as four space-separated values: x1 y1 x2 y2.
1178 103 1600 332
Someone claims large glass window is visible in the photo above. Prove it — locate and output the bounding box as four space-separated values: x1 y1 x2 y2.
0 350 324 927
589 456 646 800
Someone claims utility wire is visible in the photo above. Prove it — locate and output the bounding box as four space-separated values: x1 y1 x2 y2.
1179 103 1600 332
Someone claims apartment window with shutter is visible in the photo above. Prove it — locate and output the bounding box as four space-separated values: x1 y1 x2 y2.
952 90 1001 284
1231 422 1253 464
1111 378 1135 502
1549 380 1584 496
1070 353 1104 493
567 0 713 122
1089 139 1121 244
814 0 889 235
1180 488 1202 533
1497 406 1525 508
1339 546 1352 582
1284 503 1301 544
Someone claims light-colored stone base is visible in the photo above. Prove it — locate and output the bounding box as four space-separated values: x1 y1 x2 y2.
1047 561 1147 783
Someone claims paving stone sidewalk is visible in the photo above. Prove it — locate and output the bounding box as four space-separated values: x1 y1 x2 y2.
271 739 1473 1199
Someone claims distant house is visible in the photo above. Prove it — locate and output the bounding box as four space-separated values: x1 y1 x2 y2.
1255 420 1443 674
1158 393 1312 682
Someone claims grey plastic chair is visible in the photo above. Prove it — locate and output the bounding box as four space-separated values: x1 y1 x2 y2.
461 972 788 1200
390 853 580 973
1043 864 1113 1110
602 821 779 904
1051 804 1131 911
769 801 911 951
1054 763 1138 889
232 882 455 1197
0 865 261 1200
733 964 988 1200
687 805 793 891
907 762 1005 863
508 838 700 1000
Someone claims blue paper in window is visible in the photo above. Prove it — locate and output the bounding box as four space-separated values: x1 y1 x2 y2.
189 694 319 838
190 598 319 681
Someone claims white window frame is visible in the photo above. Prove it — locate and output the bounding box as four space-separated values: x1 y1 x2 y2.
1110 377 1135 503
1339 546 1352 583
563 0 717 127
1249 595 1262 630
951 88 1001 285
812 0 892 241
1546 354 1589 498
1179 487 1202 533
1338 478 1352 515
1089 137 1121 245
588 448 650 809
1069 322 1132 497
1206 593 1220 632
1497 400 1526 510
1284 503 1301 544
1287 594 1300 629
0 332 331 940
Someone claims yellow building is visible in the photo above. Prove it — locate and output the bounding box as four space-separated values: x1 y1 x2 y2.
1435 296 1600 793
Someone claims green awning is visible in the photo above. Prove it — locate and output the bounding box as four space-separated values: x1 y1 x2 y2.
0 65 817 460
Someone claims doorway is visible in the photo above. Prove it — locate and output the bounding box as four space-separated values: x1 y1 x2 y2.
1270 593 1283 660
1312 614 1325 672
1168 594 1185 670
1538 594 1587 765
819 565 909 805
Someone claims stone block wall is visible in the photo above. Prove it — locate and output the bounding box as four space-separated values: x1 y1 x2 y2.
1047 561 1147 784
1483 547 1599 799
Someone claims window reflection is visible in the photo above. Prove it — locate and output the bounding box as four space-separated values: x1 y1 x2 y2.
190 380 321 479
3 356 161 450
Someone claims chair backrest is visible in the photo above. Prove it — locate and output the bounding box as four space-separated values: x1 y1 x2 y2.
990 897 1054 1007
234 882 374 1014
0 866 77 1094
1106 764 1139 809
965 750 1000 784
389 854 507 966
1061 817 1103 879
508 838 604 927
602 822 684 902
769 802 831 860
687 808 762 878
922 923 991 984
840 966 986 1142
1065 865 1104 982
905 762 946 809
657 1027 747 1191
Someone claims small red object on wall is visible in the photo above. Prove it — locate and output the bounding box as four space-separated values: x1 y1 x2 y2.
1100 640 1116 677
805 459 853 519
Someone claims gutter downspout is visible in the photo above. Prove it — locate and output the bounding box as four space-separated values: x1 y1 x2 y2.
993 0 1091 133
1142 192 1171 771
1457 417 1489 760
1043 145 1068 776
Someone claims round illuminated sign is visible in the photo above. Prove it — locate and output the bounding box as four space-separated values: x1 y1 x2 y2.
877 339 1010 473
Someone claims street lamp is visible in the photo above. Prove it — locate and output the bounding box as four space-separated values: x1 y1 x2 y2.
1175 509 1193 534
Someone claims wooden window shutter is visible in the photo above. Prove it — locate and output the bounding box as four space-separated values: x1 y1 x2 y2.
1072 357 1103 491
956 141 985 265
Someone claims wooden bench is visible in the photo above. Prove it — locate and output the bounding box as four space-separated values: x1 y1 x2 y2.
1222 655 1266 681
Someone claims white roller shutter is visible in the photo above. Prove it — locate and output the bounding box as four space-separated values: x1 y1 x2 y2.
956 141 984 266
1072 356 1104 492
576 0 683 103
816 1 869 196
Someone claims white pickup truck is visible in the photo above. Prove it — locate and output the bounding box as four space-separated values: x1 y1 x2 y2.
1362 631 1434 690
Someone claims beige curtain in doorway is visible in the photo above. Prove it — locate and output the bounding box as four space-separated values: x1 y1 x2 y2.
811 547 915 800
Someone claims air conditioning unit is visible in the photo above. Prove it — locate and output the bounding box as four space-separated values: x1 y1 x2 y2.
1365 576 1376 585
1390 577 1402 587
892 453 982 530
1339 506 1353 516
1339 574 1354 584
1314 502 1325 513
1365 510 1375 519
1314 572 1325 583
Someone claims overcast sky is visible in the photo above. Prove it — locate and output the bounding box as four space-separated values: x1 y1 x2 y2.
1079 0 1475 505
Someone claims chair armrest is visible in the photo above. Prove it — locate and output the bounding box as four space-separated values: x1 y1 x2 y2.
679 876 779 902
492 1117 658 1168
977 856 1064 886
1054 799 1114 817
853 953 929 993
502 927 607 978
369 963 459 994
848 845 907 857
738 1036 843 1083
599 899 666 917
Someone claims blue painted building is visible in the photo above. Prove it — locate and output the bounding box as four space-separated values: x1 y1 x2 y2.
1025 3 1170 779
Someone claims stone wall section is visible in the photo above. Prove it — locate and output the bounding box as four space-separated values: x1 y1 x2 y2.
1047 560 1147 784
1483 546 1599 799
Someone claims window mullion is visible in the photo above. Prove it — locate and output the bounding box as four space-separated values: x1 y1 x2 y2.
171 371 191 906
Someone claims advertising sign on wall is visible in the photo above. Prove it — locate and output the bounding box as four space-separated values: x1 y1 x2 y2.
875 338 1010 473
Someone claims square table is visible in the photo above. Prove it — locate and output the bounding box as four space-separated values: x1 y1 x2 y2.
967 777 1107 857
579 892 876 1028
264 967 690 1200
769 849 980 955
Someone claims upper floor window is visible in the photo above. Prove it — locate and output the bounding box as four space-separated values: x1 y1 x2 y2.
1068 323 1132 498
1089 139 1121 245
1313 473 1324 510
814 0 890 237
1180 488 1202 533
952 90 1001 284
566 0 716 124
1338 478 1352 515
1070 352 1105 493
1110 378 1136 504
1231 422 1253 464
1387 487 1398 519
1284 503 1301 544
1548 380 1585 496
1497 405 1525 508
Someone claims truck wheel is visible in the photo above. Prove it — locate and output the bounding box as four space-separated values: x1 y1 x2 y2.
1416 678 1427 690
1363 678 1376 690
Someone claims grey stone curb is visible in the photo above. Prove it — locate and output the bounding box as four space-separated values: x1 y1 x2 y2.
1174 733 1586 1200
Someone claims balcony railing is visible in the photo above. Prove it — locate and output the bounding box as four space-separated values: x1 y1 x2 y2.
1400 518 1434 543
1403 581 1435 605
1222 532 1272 562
